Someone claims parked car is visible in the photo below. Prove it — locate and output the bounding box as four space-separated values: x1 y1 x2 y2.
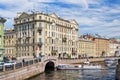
0 62 4 69
4 61 16 68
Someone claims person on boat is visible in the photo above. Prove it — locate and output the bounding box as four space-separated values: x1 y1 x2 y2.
84 58 90 64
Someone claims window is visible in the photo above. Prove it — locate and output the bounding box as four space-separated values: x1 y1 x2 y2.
33 39 34 43
0 38 1 44
32 24 34 29
39 46 42 50
39 16 41 20
33 46 35 51
39 22 41 27
39 38 42 42
33 31 34 36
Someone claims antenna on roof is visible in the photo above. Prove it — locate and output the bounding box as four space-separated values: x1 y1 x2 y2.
28 0 36 13
45 6 48 14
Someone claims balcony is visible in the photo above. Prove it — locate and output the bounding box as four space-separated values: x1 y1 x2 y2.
37 42 42 46
17 34 22 39
38 27 42 32
62 37 67 42
72 48 77 55
51 50 57 56
26 35 31 38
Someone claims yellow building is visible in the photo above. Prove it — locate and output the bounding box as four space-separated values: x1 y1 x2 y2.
78 38 95 58
4 29 16 58
79 34 110 57
94 37 109 57
14 12 78 59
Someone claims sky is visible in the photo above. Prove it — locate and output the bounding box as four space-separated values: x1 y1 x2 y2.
0 0 120 38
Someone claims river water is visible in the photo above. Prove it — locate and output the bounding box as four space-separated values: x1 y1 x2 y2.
29 65 116 80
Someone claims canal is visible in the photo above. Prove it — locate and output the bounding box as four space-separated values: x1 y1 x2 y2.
29 63 116 80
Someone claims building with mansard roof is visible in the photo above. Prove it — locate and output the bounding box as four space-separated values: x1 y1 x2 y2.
14 12 78 59
79 34 110 57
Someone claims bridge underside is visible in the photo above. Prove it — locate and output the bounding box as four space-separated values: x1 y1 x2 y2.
45 61 55 71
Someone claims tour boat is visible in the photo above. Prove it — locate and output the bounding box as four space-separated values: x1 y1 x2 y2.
104 59 116 66
81 64 101 70
57 63 101 70
57 64 82 70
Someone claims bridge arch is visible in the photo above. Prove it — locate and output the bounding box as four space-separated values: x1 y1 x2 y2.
43 59 58 71
45 61 55 71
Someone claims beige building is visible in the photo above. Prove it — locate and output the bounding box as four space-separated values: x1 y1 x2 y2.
109 39 120 56
14 12 78 59
4 29 16 58
94 37 109 57
79 34 110 57
78 38 95 58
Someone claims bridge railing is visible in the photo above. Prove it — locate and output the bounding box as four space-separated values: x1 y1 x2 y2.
0 57 41 72
0 55 57 73
41 55 58 61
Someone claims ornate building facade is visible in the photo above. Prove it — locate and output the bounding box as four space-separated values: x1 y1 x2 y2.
79 34 110 57
4 29 16 58
109 39 120 56
0 17 6 61
94 37 109 57
78 38 95 57
14 12 78 59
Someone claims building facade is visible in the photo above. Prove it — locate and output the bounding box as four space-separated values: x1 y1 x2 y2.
109 39 120 56
78 38 95 58
0 17 6 61
14 12 78 59
4 29 16 58
94 37 109 57
79 34 110 57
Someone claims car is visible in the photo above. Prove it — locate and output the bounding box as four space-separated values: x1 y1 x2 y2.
0 62 4 65
0 62 4 69
4 61 16 68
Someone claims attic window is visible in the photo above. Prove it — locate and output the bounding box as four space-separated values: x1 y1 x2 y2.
15 21 17 24
28 18 29 21
23 19 26 22
39 16 41 20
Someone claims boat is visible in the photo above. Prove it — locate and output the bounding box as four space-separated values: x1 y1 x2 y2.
104 59 116 66
57 62 101 70
104 59 117 69
81 64 101 70
57 64 82 70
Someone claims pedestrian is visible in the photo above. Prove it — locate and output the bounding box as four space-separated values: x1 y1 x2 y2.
22 59 25 63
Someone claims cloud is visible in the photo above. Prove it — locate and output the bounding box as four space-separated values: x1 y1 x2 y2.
57 0 88 9
0 0 120 38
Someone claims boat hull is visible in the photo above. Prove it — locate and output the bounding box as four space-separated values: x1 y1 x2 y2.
57 64 101 70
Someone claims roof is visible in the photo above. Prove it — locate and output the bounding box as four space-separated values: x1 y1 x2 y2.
0 17 6 23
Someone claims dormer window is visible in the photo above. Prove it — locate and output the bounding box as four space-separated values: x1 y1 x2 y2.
39 16 41 20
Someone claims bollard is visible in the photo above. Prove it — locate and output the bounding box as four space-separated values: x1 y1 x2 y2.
3 65 5 72
118 59 120 64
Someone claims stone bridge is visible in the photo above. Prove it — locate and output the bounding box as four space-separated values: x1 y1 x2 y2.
0 56 119 80
0 56 58 80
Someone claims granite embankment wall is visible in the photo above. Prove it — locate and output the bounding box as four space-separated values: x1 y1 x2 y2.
0 62 44 80
116 62 120 80
0 56 58 80
0 57 119 80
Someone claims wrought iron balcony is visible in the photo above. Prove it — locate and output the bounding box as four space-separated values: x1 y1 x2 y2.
38 27 42 32
37 42 42 46
26 35 31 38
18 36 22 39
62 37 67 42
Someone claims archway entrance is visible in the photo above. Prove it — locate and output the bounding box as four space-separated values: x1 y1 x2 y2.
45 61 55 72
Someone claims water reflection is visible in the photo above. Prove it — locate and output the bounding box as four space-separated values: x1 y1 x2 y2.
29 62 116 80
29 68 116 80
